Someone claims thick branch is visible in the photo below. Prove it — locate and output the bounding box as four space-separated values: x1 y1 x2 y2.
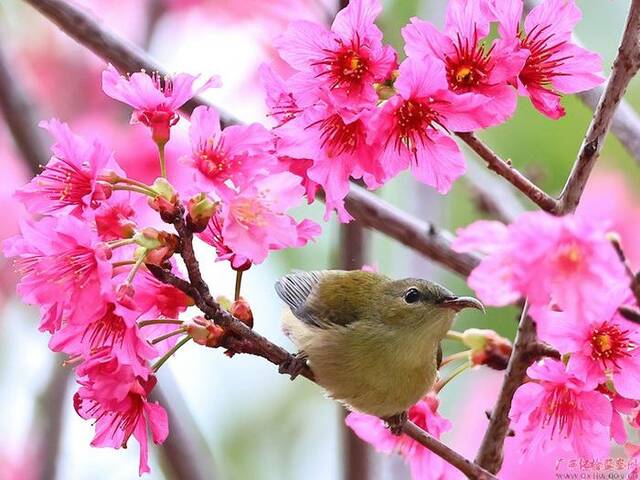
457 132 557 212
557 0 640 213
474 305 537 473
0 43 49 174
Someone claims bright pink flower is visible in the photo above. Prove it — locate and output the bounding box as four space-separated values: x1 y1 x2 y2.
276 156 319 203
274 0 396 109
219 172 320 264
259 64 302 127
49 300 156 377
90 197 138 241
531 288 640 399
182 105 276 195
346 393 455 480
131 266 193 319
15 119 117 217
453 212 627 310
402 0 527 127
492 0 604 119
74 356 168 476
368 57 485 194
102 65 220 144
3 216 113 323
596 385 638 444
198 210 252 271
510 359 611 458
275 99 384 222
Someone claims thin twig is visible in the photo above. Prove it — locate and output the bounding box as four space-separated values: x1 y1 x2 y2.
0 42 49 174
557 0 640 213
457 132 558 212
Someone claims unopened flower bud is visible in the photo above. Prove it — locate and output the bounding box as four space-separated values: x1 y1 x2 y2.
95 242 113 261
146 233 180 265
184 316 225 347
149 178 180 222
134 229 163 250
116 283 136 309
93 182 113 202
216 295 232 311
462 328 512 370
230 297 253 329
186 194 218 233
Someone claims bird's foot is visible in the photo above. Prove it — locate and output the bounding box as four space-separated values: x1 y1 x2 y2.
278 351 308 380
383 411 408 436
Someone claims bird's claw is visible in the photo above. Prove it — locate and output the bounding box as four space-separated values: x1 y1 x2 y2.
278 351 308 380
383 411 407 436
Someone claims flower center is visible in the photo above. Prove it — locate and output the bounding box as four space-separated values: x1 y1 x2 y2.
518 24 570 89
82 304 126 352
590 321 633 369
313 114 364 157
40 159 93 209
555 242 583 273
543 386 576 437
390 99 443 155
445 31 492 92
231 198 268 228
314 38 370 93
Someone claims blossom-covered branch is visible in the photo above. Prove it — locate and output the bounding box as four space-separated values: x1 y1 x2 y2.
558 0 640 213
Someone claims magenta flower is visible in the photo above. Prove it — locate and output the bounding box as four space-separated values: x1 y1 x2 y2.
531 288 640 399
219 172 320 264
369 57 485 194
346 393 455 480
275 99 384 222
74 356 168 476
102 64 221 144
3 216 113 323
15 119 117 217
492 0 604 119
198 209 252 271
274 0 396 109
131 266 193 319
402 0 527 127
182 105 276 195
259 64 303 127
510 359 612 458
452 212 626 311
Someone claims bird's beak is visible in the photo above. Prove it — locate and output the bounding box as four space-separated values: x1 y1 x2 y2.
440 296 485 313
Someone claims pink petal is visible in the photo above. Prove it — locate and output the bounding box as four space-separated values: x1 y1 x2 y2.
550 44 605 94
524 0 581 41
402 17 454 60
452 220 510 255
409 131 465 193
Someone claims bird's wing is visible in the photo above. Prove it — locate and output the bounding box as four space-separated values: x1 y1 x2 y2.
275 270 356 328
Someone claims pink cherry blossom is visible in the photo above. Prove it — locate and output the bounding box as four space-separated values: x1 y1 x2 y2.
452 212 627 311
15 119 117 217
531 287 640 399
274 0 396 109
368 57 486 194
74 356 168 476
182 105 276 195
131 265 193 319
198 209 252 271
509 359 612 458
346 393 456 480
219 172 320 264
492 0 604 119
259 64 303 127
101 64 221 144
3 215 113 324
402 0 527 127
274 99 383 222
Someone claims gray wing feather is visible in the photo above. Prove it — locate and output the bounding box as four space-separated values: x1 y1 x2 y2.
275 271 326 327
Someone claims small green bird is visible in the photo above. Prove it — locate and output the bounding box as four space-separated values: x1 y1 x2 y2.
275 270 483 426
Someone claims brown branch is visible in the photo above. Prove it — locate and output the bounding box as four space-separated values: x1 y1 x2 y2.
457 132 558 212
557 0 640 213
0 42 49 175
152 371 219 480
474 305 537 473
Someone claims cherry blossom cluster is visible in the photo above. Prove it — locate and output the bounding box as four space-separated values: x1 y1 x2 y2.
453 211 640 463
3 64 320 473
264 0 603 221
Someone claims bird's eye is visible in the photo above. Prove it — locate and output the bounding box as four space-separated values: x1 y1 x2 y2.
404 288 421 304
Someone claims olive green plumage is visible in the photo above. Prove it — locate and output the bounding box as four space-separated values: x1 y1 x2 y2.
275 270 483 417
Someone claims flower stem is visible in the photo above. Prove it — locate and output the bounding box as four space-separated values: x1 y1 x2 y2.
114 177 158 194
445 330 465 342
234 269 244 301
107 238 137 249
439 350 471 368
152 336 191 372
158 142 167 178
126 249 149 285
138 318 183 328
112 185 158 198
151 327 187 345
112 260 136 268
435 361 470 393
